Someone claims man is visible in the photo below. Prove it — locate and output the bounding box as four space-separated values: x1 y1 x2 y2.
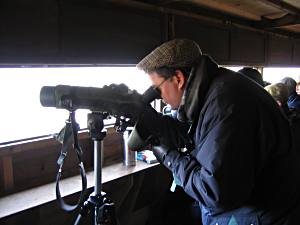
264 83 290 113
130 39 300 225
280 77 300 112
238 67 266 87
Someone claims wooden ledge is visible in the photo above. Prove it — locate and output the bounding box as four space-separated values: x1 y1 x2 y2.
0 161 159 219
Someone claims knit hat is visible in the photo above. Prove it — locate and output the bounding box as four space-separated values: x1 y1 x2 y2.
264 83 289 104
137 39 202 72
280 77 297 96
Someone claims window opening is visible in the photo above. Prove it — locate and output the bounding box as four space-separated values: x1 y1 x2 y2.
0 67 150 144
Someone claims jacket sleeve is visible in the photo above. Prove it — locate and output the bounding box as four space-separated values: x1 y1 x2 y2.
134 106 191 148
161 95 263 212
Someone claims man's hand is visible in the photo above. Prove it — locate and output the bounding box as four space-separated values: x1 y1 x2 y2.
152 145 171 164
101 83 145 119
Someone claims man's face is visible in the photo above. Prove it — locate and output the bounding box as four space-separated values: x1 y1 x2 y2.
148 71 185 109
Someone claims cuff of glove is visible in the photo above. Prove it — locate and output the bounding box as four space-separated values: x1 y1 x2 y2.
152 146 180 170
135 106 158 137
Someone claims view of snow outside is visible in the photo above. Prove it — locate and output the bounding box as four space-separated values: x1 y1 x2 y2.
0 66 300 144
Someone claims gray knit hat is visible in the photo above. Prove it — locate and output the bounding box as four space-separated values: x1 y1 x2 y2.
265 83 289 104
137 39 202 72
280 77 297 96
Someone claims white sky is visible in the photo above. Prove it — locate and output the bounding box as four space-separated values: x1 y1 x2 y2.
1 66 300 144
227 66 300 83
263 68 300 83
0 67 150 143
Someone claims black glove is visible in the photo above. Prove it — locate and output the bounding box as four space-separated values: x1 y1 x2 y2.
100 83 145 119
128 106 191 151
107 83 163 121
152 145 172 164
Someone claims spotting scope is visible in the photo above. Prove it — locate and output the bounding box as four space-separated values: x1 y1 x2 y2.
40 83 160 118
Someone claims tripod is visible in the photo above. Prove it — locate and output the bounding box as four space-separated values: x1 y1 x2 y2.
74 112 117 225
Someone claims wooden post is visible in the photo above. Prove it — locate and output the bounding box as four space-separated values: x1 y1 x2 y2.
1 155 14 191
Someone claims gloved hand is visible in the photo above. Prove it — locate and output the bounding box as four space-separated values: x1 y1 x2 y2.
105 83 163 121
151 145 171 164
152 143 185 177
100 83 145 119
128 106 190 151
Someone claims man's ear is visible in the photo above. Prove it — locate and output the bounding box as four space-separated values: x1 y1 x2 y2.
175 70 186 89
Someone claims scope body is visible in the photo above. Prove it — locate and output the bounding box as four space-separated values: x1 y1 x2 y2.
40 84 160 116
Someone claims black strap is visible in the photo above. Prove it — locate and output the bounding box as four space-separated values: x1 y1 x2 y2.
55 111 87 212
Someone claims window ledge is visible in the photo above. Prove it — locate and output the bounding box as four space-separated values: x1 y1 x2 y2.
0 161 159 219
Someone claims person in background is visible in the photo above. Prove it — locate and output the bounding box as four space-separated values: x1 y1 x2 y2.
280 77 300 112
264 82 290 115
129 39 300 225
238 67 266 87
264 83 300 165
296 81 300 95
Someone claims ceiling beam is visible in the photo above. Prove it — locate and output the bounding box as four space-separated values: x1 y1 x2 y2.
157 0 183 6
105 0 300 38
258 0 300 15
262 13 300 28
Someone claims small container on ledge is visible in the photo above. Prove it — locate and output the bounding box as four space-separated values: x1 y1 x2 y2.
123 129 137 166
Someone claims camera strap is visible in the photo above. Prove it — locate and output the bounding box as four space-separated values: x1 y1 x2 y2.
55 111 87 212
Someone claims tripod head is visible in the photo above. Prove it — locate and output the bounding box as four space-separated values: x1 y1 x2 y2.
87 112 108 141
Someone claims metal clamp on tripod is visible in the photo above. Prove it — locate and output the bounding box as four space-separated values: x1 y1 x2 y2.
74 112 117 225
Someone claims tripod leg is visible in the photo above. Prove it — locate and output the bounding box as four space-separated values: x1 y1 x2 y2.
74 214 82 225
96 201 117 225
73 199 93 225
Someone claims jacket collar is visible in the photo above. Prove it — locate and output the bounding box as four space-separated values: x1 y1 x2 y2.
177 55 219 124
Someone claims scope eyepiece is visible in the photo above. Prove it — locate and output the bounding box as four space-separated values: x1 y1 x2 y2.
40 86 56 107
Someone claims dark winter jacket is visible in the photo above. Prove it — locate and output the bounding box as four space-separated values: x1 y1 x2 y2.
145 56 300 225
288 91 300 112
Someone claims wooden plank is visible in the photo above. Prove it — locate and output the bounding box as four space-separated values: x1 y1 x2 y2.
230 28 265 64
293 40 300 65
1 156 14 191
175 16 230 63
267 35 293 65
0 161 159 219
0 129 123 196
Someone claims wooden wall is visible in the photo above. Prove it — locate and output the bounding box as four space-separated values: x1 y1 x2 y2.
0 0 299 66
0 128 123 196
0 165 200 225
175 16 300 66
0 1 163 65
